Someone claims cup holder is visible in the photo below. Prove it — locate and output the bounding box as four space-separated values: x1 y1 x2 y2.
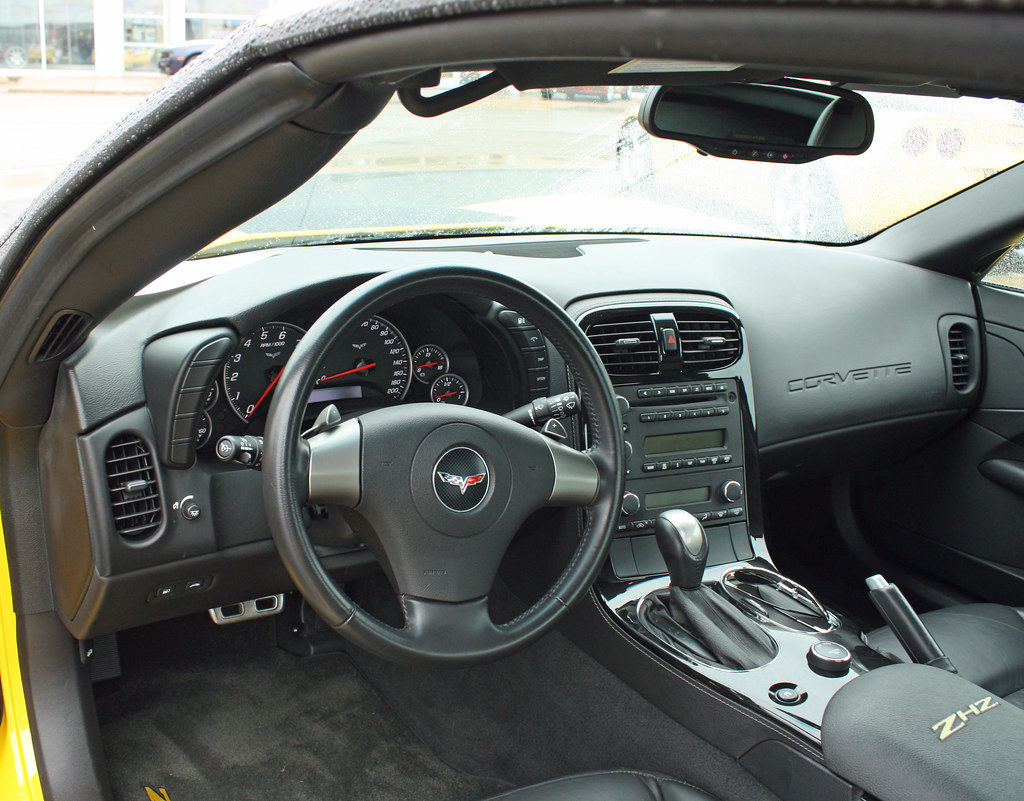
719 567 838 634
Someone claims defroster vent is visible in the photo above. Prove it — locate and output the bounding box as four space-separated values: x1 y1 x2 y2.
585 314 659 376
947 323 972 391
106 435 162 539
675 312 741 371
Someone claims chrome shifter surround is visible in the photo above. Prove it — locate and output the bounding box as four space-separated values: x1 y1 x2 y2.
719 566 839 634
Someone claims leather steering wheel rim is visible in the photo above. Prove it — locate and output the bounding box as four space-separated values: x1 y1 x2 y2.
263 265 623 665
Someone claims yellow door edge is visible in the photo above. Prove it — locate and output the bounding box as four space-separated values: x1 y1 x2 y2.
0 508 45 801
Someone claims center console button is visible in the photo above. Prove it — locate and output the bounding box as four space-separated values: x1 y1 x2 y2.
807 641 852 676
769 684 807 706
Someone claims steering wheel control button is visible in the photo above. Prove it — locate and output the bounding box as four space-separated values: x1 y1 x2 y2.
433 447 489 512
807 641 853 676
769 684 807 707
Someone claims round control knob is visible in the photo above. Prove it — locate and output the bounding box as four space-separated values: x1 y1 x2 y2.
719 480 743 504
621 492 641 517
623 441 633 461
615 395 630 415
807 641 852 676
180 499 201 521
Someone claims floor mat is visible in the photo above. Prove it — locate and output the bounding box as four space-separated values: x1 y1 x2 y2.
96 614 505 801
345 624 781 801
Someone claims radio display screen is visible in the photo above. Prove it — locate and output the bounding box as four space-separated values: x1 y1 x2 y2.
644 429 724 455
646 486 711 509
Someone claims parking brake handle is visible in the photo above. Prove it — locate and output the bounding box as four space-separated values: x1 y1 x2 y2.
866 574 957 673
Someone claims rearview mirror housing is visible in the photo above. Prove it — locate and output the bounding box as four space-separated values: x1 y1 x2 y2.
639 79 874 164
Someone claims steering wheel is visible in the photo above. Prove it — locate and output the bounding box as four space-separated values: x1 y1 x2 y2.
263 265 622 665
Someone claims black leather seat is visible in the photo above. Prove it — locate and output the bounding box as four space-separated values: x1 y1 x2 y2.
482 770 719 801
866 603 1024 709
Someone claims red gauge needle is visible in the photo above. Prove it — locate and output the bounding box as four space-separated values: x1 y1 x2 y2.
415 361 439 369
317 362 377 383
247 369 282 419
435 391 460 399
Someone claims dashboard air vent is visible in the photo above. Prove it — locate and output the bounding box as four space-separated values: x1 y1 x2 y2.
674 312 741 371
30 309 92 363
947 323 972 391
105 435 162 539
585 314 659 376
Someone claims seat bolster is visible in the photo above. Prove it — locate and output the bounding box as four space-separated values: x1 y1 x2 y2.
481 770 720 801
866 603 1024 704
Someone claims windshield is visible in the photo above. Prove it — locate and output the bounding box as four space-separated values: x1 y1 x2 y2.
198 81 1024 256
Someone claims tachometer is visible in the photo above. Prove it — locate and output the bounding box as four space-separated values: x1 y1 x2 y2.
223 322 305 421
315 315 411 402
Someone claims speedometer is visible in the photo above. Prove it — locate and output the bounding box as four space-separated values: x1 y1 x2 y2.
315 315 411 402
223 322 305 422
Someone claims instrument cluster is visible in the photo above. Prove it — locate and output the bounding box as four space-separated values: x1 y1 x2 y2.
194 296 516 456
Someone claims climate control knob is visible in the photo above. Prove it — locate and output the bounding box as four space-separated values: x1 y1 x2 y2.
621 492 641 517
623 441 633 461
719 480 743 504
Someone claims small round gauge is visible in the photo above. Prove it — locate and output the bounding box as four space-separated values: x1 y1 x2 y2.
223 322 305 421
195 411 213 449
430 373 469 405
203 381 219 410
412 344 449 383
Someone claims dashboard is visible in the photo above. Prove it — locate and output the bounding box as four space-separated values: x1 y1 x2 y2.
39 233 981 640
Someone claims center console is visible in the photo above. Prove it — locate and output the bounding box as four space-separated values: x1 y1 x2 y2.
571 296 896 758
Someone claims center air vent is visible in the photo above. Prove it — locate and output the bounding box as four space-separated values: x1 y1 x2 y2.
947 323 972 391
674 312 742 371
584 314 659 376
105 434 162 540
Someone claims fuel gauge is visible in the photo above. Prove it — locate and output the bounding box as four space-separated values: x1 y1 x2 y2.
430 373 469 405
413 344 449 383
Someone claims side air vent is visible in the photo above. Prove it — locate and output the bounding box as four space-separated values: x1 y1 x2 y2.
105 435 162 540
585 314 659 376
947 323 972 391
30 309 93 363
674 312 742 371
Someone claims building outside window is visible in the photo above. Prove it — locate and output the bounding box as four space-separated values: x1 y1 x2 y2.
0 0 280 75
1 0 95 70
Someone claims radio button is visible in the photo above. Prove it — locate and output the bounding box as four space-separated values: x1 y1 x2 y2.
709 456 720 465
657 412 671 421
701 408 715 417
721 454 733 463
717 406 730 415
684 458 696 468
719 480 744 504
715 383 728 392
643 463 656 472
702 384 716 393
687 409 700 419
621 492 641 517
678 385 690 395
665 386 678 396
696 457 709 466
728 507 744 517
658 462 670 471
671 460 683 470
639 413 654 423
637 388 651 398
650 388 665 398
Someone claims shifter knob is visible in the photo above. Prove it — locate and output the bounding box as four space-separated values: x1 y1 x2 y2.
655 509 709 590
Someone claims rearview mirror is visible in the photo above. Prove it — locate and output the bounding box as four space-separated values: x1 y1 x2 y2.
638 80 874 163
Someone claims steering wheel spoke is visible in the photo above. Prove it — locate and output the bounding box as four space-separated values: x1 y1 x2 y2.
306 417 362 507
542 438 600 506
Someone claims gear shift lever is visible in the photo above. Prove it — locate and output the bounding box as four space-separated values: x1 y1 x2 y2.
642 508 776 670
655 508 708 590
